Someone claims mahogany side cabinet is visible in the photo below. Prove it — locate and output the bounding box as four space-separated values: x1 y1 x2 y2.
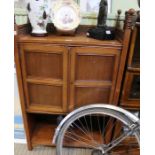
15 9 138 150
120 12 140 110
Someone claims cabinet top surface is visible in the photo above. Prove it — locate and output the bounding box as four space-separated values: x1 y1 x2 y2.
17 26 123 48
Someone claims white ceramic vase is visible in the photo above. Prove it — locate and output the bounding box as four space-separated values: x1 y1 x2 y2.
26 0 51 36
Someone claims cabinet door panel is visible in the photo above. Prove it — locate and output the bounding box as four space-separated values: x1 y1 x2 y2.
76 55 115 81
69 47 120 110
25 52 63 79
120 71 140 109
75 87 111 108
28 83 62 107
20 44 68 113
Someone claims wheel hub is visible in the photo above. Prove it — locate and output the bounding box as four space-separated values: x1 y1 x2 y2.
91 149 103 155
92 147 108 155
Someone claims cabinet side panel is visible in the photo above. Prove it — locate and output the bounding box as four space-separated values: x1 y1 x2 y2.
14 37 33 150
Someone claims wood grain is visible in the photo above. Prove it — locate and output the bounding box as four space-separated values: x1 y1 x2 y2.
69 47 120 110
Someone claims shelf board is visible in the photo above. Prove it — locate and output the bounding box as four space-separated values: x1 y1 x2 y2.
31 122 103 148
31 122 138 149
31 122 56 147
128 67 140 72
17 25 123 48
128 63 140 72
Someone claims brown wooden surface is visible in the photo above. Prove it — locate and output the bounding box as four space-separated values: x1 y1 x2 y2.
128 26 140 69
16 25 122 48
113 29 133 107
113 10 137 108
17 34 122 47
15 33 33 150
32 123 56 147
20 44 68 113
120 71 140 109
120 19 140 110
69 47 120 110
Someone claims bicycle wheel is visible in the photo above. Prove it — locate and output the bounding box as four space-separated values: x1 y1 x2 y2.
54 104 140 155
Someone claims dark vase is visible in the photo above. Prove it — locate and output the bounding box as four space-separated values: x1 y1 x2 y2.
138 0 140 7
97 0 108 28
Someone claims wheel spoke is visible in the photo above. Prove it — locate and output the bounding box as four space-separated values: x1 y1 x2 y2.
102 115 106 143
71 122 95 142
65 130 92 144
104 132 132 153
102 116 114 144
84 115 90 133
89 114 94 141
77 118 99 145
71 120 99 146
104 119 118 142
97 114 103 143
64 133 98 150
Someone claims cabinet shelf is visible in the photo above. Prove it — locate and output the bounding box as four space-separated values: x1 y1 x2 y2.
32 122 56 147
30 114 138 149
29 114 61 147
31 123 137 148
128 66 140 72
30 116 104 148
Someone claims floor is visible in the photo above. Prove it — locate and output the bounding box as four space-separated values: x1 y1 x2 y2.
15 144 56 155
15 143 139 155
14 144 90 155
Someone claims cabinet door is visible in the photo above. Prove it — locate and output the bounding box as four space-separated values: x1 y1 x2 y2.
120 71 140 109
128 26 140 69
20 43 68 113
69 47 120 110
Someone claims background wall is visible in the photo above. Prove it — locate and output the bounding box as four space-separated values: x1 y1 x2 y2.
14 0 139 140
14 0 139 25
111 0 139 15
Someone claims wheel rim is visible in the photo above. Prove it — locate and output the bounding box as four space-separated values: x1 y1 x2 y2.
56 109 140 155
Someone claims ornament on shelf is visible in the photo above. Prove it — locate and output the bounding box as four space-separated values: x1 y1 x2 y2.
52 0 81 35
97 0 108 28
26 0 51 36
87 0 115 40
138 0 140 7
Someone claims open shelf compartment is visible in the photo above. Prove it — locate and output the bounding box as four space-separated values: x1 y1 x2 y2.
28 114 63 147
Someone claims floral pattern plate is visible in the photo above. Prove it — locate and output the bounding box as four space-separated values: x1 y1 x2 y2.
52 0 81 33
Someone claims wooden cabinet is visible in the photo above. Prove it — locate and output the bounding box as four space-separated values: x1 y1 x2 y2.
120 20 140 110
16 40 122 149
15 10 137 150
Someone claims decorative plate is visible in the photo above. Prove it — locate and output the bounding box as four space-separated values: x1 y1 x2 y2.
52 0 81 33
